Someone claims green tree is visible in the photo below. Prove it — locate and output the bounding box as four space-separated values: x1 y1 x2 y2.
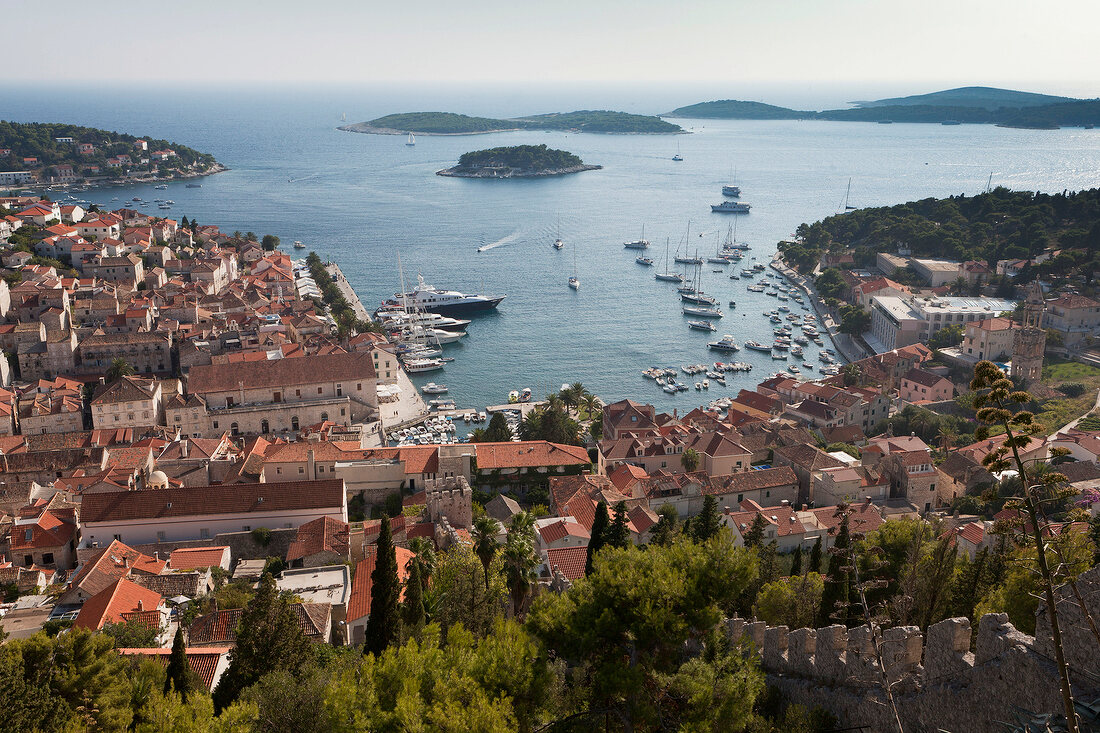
407 536 436 592
365 516 401 656
402 560 427 634
809 536 823 573
213 573 312 710
482 412 512 442
650 503 678 546
163 627 195 702
928 323 965 349
502 512 539 617
818 510 852 626
790 544 803 576
606 501 631 549
681 447 701 472
260 234 280 251
743 512 768 549
426 545 508 638
585 502 610 575
471 515 501 591
105 357 135 383
754 572 825 628
692 495 723 543
102 617 161 648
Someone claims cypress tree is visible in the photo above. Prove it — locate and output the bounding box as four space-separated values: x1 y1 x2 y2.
585 502 610 575
606 501 630 549
164 627 193 701
401 560 426 633
809 536 823 573
365 518 401 656
743 513 768 548
818 513 851 627
790 544 803 576
692 495 722 542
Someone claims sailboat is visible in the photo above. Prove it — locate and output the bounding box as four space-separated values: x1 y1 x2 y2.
406 132 416 147
672 141 683 162
656 238 684 282
623 224 650 249
553 218 564 250
568 243 579 289
707 233 729 264
843 178 857 211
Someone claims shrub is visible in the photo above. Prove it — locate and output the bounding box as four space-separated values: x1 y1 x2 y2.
251 526 272 547
1057 382 1086 398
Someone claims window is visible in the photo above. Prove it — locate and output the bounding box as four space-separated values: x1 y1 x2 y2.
42 552 54 565
295 389 301 397
317 387 323 394
357 383 362 391
212 420 219 429
156 531 166 542
200 528 210 539
336 384 342 396
231 422 239 436
321 412 328 421
319 465 325 473
276 467 282 474
298 466 305 474
242 526 250 532
273 392 282 403
261 419 270 434
291 416 299 431
23 555 33 566
738 494 743 503
113 534 122 541
340 408 346 416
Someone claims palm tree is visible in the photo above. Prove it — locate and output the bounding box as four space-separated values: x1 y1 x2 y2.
937 425 957 460
681 447 700 473
580 393 601 421
105 358 135 383
406 537 436 592
471 515 501 591
502 511 538 617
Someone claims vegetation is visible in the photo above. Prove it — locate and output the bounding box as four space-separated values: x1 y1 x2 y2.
305 251 377 339
928 323 965 349
364 517 401 656
444 144 594 176
0 120 217 174
360 109 682 134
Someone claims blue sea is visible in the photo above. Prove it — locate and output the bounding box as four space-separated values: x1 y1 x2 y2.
5 84 1100 413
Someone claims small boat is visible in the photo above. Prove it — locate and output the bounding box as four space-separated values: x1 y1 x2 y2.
553 219 564 249
154 184 168 190
294 240 305 249
741 270 755 278
683 305 723 318
744 340 772 352
672 142 683 162
675 254 703 265
406 132 416 146
429 398 455 409
422 382 448 394
711 201 751 214
624 225 650 249
656 272 683 282
186 183 201 188
636 256 654 266
688 320 717 332
568 242 579 289
708 335 740 352
728 301 736 307
403 358 445 373
722 184 741 197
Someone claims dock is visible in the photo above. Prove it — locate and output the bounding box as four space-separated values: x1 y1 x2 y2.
485 400 547 418
325 263 370 322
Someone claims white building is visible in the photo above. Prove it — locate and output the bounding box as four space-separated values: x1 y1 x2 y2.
79 479 348 548
868 295 1016 353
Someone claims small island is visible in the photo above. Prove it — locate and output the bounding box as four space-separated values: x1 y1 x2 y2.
342 109 683 136
436 144 601 178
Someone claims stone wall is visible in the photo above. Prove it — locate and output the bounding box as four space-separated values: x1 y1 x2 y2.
426 476 472 530
729 567 1100 732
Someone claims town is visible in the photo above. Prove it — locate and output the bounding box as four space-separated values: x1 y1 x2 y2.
1 182 1099 731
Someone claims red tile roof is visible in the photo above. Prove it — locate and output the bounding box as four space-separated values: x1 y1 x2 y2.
187 351 375 393
545 546 588 580
73 577 162 630
80 479 345 523
347 547 414 622
168 547 230 571
10 509 76 551
70 540 167 598
286 516 350 562
118 647 230 691
538 519 590 545
474 441 590 470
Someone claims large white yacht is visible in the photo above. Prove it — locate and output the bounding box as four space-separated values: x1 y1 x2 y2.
383 274 505 315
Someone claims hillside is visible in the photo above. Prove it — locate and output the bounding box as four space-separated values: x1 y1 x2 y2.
342 110 682 135
436 144 600 178
854 86 1075 110
664 100 808 120
0 120 218 174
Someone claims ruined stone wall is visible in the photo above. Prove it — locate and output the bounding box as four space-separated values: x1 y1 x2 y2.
729 565 1100 732
425 476 472 530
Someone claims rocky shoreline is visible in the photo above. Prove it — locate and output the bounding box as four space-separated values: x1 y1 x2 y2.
436 164 602 179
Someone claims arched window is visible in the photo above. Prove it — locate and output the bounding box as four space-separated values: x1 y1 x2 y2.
320 412 328 421
230 422 239 436
291 416 299 431
260 419 269 434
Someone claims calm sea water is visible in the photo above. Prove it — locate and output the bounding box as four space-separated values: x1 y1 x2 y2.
5 85 1100 413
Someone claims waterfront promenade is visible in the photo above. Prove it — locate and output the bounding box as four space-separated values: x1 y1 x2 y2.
326 263 371 322
770 255 868 365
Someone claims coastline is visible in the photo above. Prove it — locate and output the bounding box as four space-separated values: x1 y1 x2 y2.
338 124 523 137
436 164 602 178
20 162 228 194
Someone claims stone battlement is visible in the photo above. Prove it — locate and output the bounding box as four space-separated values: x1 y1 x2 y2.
728 565 1100 732
425 475 472 529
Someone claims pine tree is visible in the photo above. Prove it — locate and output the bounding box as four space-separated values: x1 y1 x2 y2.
164 627 193 702
692 495 722 542
743 513 768 548
606 501 630 549
365 518 401 656
213 572 311 711
790 544 803 576
401 560 426 633
585 502 610 575
818 512 852 627
650 505 678 546
809 536 823 573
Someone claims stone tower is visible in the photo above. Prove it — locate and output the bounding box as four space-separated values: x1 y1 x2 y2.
1011 281 1046 385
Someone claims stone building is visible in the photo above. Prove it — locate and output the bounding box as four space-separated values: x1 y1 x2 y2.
90 376 166 431
1011 281 1046 384
78 331 174 375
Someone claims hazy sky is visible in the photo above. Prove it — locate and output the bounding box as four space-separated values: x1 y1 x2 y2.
6 0 1098 100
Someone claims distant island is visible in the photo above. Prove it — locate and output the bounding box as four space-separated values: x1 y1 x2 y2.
341 109 683 135
436 144 601 178
0 120 223 188
665 86 1099 129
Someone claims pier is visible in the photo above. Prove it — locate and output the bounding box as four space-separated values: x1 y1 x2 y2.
325 263 371 322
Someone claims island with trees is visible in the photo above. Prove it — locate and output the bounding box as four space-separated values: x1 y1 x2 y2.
0 121 223 187
665 86 1100 129
341 109 683 135
436 144 601 178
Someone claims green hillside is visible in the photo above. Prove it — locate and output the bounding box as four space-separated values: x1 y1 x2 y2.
855 86 1075 110
664 100 808 120
357 110 681 134
0 120 217 171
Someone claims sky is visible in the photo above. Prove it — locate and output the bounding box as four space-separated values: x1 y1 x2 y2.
5 0 1099 105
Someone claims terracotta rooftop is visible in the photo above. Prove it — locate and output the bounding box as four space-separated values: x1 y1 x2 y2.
168 546 230 571
286 516 350 563
474 441 590 470
545 546 588 580
73 577 161 631
187 351 375 393
347 547 414 623
118 647 230 691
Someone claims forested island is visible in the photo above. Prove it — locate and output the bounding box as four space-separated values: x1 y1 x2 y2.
436 144 600 178
341 109 682 135
0 121 221 184
666 86 1099 129
779 187 1100 282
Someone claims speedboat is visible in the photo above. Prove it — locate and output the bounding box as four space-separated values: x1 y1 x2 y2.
687 320 717 332
553 239 564 250
711 201 752 214
294 240 305 249
741 270 755 278
422 382 448 394
568 276 580 290
744 341 771 352
636 256 655 266
708 335 740 352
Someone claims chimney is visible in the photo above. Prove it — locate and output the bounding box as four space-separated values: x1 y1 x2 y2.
307 448 316 478
136 600 143 611
180 439 189 459
864 496 872 507
123 557 129 569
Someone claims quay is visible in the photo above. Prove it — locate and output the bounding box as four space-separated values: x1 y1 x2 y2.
325 263 371 322
485 400 547 418
770 254 867 365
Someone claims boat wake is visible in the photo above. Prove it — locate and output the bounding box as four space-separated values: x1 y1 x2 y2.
477 230 520 253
